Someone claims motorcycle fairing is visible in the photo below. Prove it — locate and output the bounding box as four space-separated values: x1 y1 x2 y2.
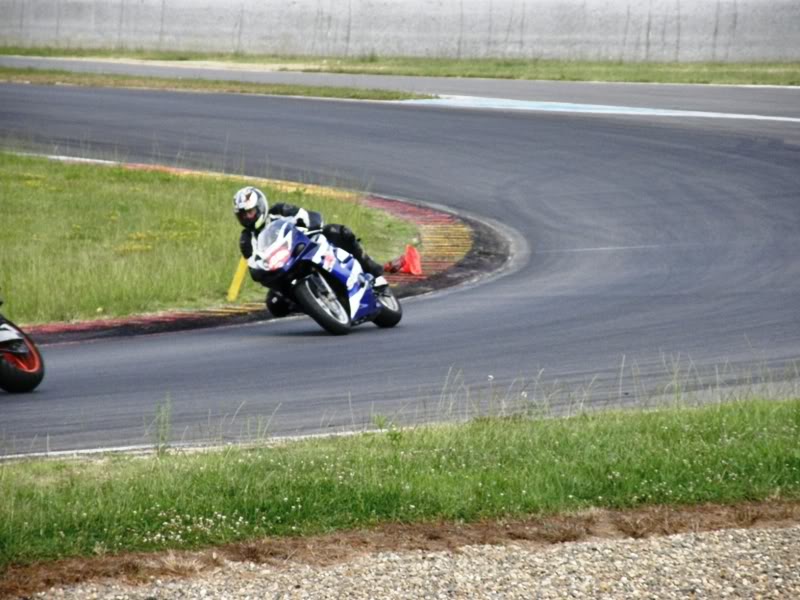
0 323 25 345
311 239 374 321
250 221 294 273
249 218 384 324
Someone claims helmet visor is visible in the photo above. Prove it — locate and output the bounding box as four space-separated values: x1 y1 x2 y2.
237 207 260 228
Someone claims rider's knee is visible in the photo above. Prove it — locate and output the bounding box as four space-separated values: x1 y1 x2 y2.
323 224 358 250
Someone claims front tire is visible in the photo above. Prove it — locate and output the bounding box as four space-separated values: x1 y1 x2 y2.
373 287 403 328
295 271 352 335
0 326 45 393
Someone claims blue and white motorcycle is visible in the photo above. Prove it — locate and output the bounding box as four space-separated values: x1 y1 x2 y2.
0 298 45 393
249 218 403 335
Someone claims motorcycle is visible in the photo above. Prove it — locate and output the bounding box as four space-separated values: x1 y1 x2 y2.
249 218 403 335
0 299 45 393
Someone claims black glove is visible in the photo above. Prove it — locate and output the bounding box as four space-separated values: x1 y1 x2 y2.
239 230 253 258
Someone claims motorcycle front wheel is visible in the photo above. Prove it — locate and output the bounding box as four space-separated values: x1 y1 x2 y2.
0 323 45 393
295 271 352 335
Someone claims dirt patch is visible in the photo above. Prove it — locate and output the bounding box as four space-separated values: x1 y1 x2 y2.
2 500 798 599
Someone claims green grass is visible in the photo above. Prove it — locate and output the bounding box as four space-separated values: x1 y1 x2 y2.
2 47 799 85
0 66 427 100
0 152 418 324
297 56 800 86
1 399 798 569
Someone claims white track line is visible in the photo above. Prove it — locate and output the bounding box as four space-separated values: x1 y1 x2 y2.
403 95 800 123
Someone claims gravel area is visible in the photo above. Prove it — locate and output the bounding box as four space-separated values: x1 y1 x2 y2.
33 525 799 599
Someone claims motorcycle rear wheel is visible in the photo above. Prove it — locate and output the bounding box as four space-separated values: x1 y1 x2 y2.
373 287 403 328
295 271 352 335
0 326 45 393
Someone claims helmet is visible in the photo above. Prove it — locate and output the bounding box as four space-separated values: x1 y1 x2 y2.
233 186 268 230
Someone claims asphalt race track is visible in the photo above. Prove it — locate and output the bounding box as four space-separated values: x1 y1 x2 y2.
1 68 799 455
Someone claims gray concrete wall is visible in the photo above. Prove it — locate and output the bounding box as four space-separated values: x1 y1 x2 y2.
1 0 798 62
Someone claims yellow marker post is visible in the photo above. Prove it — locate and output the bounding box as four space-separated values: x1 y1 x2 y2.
227 257 249 302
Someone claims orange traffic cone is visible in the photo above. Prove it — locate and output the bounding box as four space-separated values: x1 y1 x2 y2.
384 245 422 275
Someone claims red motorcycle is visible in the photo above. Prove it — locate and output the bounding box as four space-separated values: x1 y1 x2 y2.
0 299 45 393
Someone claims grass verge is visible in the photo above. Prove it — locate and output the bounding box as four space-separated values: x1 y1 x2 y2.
0 398 798 570
0 66 427 100
305 57 800 85
2 47 799 85
0 152 418 324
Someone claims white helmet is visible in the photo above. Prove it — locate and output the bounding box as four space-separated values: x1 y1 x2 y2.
233 186 268 230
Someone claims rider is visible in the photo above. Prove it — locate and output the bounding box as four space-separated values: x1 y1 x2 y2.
233 185 386 316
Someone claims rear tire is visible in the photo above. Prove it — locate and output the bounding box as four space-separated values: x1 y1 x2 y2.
0 327 45 393
373 287 403 328
295 271 352 335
